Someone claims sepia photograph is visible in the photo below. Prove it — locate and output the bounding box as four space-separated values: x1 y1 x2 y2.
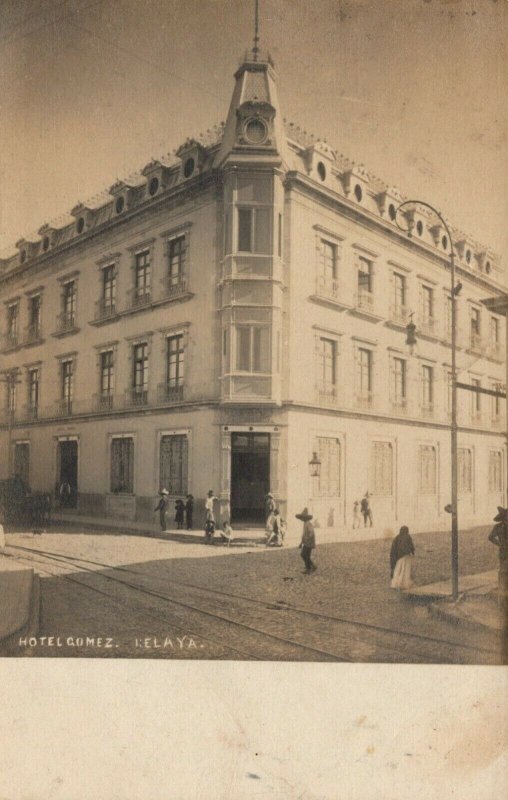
0 0 507 675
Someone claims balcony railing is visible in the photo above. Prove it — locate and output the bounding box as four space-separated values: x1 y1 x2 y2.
316 275 340 302
162 276 187 300
355 391 374 409
94 392 115 411
25 323 42 344
94 299 117 321
419 317 436 336
21 405 39 422
390 397 408 414
130 289 151 309
55 312 77 333
356 290 374 311
157 382 184 404
317 383 339 406
56 398 73 417
420 403 434 419
488 343 504 362
389 304 408 326
2 332 19 350
125 387 149 408
469 333 484 354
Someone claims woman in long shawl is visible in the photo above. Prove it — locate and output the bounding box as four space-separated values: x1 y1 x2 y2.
390 526 415 589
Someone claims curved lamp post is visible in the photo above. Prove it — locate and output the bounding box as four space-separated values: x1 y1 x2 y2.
395 200 459 601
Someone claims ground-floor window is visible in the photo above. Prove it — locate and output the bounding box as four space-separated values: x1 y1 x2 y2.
110 437 134 493
418 444 437 495
160 434 188 495
314 437 340 497
458 448 473 494
371 441 393 496
489 450 503 493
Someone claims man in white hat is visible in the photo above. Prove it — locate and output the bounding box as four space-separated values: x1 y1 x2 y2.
154 489 170 532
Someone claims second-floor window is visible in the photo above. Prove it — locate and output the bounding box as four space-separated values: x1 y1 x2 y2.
62 281 76 325
421 285 434 324
235 325 269 372
100 350 114 396
358 257 373 295
470 307 481 344
133 343 148 394
492 382 502 420
357 348 372 397
320 241 337 284
29 295 41 337
393 273 406 316
134 250 151 301
6 377 16 413
318 338 337 390
7 304 18 342
28 368 39 412
421 365 434 408
391 357 406 405
168 236 186 289
237 207 271 254
102 265 116 312
166 334 185 387
490 316 500 346
61 360 73 407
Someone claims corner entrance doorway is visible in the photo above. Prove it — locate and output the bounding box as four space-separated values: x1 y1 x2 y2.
57 440 78 508
230 432 270 523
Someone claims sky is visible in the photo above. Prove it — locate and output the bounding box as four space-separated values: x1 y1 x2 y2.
0 0 507 261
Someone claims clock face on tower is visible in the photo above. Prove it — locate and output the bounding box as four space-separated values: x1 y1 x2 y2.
243 117 268 145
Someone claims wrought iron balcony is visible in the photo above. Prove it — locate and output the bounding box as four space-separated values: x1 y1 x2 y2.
55 312 77 334
315 275 340 302
487 343 504 362
420 403 434 419
94 299 117 321
25 323 42 344
162 276 187 300
21 405 39 422
157 382 184 404
129 288 151 309
469 333 484 354
390 397 408 414
356 290 374 311
2 331 19 350
419 317 436 336
95 392 115 411
56 398 73 417
125 387 149 407
317 383 339 406
355 390 374 409
389 304 408 326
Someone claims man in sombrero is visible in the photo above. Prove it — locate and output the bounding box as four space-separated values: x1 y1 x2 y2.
296 507 317 574
488 506 508 609
154 488 170 532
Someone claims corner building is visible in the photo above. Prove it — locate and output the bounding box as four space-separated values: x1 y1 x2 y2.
1 53 506 539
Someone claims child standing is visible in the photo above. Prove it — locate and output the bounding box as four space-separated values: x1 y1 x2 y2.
174 499 185 529
185 494 194 530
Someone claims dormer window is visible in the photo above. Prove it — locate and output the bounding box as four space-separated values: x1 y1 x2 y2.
244 117 268 145
354 184 362 202
115 196 125 214
388 204 396 221
416 220 423 236
20 250 27 264
148 177 159 196
76 217 85 234
317 162 326 181
183 158 195 178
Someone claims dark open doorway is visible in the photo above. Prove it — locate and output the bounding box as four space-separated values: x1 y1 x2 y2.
58 440 78 508
230 432 270 523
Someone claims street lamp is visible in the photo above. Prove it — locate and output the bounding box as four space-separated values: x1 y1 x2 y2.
396 200 459 601
308 452 321 478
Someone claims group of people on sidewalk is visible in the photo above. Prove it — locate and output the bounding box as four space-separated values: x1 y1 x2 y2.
154 490 194 532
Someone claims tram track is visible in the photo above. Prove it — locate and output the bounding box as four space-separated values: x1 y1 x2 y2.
7 542 499 663
4 545 353 662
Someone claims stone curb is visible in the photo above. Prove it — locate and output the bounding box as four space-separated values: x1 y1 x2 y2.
428 598 502 634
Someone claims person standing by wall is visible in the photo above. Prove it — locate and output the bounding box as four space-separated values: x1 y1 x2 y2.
352 500 361 529
154 489 170 532
205 490 218 523
296 507 317 574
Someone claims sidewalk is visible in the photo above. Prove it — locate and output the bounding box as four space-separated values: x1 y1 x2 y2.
406 570 505 633
0 554 39 642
